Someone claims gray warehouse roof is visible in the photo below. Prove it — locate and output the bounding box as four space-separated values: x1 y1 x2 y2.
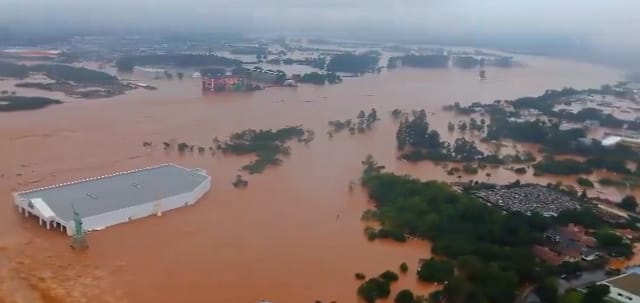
16 164 209 222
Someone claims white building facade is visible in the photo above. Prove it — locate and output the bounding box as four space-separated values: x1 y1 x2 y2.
14 164 211 236
601 273 640 303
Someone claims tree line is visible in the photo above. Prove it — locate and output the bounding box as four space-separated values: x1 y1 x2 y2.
0 96 63 112
0 61 118 84
359 156 637 303
116 54 243 72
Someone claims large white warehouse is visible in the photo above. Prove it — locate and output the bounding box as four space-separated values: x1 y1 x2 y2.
13 163 211 236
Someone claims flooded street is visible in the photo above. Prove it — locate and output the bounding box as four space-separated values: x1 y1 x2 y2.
0 55 635 303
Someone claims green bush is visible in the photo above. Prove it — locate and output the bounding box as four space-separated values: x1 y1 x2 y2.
378 270 399 283
399 262 408 273
417 258 454 283
576 177 594 188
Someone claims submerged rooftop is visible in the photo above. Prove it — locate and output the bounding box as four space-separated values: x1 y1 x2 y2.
15 164 209 222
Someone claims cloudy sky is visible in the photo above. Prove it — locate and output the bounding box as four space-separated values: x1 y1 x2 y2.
1 0 639 50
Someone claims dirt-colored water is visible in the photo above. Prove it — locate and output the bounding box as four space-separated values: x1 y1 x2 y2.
0 55 637 303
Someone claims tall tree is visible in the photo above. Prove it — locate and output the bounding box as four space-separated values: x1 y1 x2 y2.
620 195 638 212
583 284 610 303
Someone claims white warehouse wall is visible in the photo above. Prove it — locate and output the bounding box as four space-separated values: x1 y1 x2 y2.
67 176 211 235
606 287 640 303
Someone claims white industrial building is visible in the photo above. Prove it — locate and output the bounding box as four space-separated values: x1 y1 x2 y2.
13 163 211 236
600 273 640 303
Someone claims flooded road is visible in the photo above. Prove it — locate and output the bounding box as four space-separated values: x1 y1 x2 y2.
0 55 635 303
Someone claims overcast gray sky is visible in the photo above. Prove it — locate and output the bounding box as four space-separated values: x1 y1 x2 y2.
1 0 639 50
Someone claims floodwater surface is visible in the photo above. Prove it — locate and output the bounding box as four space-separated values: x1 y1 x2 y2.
0 55 637 303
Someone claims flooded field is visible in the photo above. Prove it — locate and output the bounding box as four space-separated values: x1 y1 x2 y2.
0 55 637 303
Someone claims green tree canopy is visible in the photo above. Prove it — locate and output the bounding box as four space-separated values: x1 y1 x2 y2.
620 195 638 212
379 270 399 283
394 289 414 303
357 278 391 303
417 258 454 283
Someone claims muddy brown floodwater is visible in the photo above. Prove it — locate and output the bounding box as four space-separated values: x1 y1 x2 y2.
0 55 636 303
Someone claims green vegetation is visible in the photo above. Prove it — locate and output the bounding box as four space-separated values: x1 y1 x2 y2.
217 126 313 174
576 177 595 188
355 272 366 280
620 195 638 212
594 230 633 258
583 285 610 303
396 109 484 163
558 289 583 303
453 56 482 69
0 61 29 78
378 270 399 283
30 64 118 84
510 87 629 128
391 54 449 68
399 262 408 273
360 158 555 303
0 96 63 111
484 103 640 175
597 177 627 188
326 53 379 74
328 109 379 136
394 290 414 303
14 82 53 90
514 167 528 175
462 164 479 175
116 54 242 72
0 62 118 84
299 72 342 85
417 258 454 283
357 278 391 303
232 175 249 188
533 157 593 175
535 277 559 303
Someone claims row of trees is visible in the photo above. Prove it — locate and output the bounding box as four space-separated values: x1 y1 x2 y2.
298 72 342 85
388 55 449 68
388 55 514 70
0 96 63 112
0 62 118 84
326 53 380 74
328 108 379 136
116 54 243 72
0 61 29 78
395 110 486 163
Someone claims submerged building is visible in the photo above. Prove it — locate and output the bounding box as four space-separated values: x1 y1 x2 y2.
13 164 211 236
600 273 640 303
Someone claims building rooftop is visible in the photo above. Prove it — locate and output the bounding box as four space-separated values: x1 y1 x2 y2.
603 273 640 296
15 164 209 222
